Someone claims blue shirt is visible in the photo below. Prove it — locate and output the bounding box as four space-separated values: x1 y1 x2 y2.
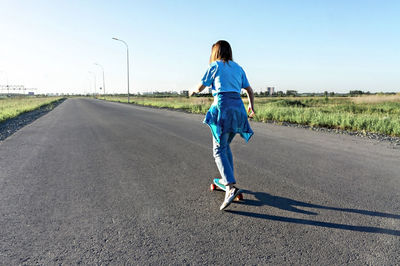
201 60 254 143
201 60 250 95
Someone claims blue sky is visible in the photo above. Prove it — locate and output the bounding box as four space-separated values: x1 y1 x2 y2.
0 0 399 94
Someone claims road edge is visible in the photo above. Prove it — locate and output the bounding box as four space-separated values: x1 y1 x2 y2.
0 98 67 141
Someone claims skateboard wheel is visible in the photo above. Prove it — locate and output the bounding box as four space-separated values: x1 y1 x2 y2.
236 193 243 201
210 183 216 191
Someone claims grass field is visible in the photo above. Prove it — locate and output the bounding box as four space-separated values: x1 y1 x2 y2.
101 94 400 137
100 96 214 114
0 96 63 123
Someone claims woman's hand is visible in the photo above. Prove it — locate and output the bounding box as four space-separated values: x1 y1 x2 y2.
244 86 255 118
189 90 197 97
248 105 255 118
190 84 206 97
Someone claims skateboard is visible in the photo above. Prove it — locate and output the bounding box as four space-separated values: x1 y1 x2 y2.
210 178 244 201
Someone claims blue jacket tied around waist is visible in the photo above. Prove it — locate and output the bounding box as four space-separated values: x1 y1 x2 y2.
204 92 254 144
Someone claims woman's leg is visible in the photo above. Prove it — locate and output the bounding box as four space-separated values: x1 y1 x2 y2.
226 132 236 174
213 133 236 185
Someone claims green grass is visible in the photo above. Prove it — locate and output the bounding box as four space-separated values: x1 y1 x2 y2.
100 95 400 137
254 100 400 136
0 96 63 123
101 96 214 114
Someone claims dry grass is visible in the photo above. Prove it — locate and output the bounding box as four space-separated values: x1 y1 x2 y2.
351 94 400 104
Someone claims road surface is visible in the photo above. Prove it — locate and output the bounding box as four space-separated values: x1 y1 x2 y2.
1 98 399 264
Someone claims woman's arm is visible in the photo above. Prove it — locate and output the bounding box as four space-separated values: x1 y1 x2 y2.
190 83 206 97
244 86 255 118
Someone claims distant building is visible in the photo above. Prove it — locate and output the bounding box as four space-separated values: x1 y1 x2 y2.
267 87 274 96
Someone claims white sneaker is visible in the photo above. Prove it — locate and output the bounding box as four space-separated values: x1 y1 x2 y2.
220 187 241 210
218 179 228 186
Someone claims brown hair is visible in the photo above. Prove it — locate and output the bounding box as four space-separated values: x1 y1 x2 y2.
209 40 233 63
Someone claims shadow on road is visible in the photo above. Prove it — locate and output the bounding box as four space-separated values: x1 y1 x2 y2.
237 190 400 219
227 190 400 236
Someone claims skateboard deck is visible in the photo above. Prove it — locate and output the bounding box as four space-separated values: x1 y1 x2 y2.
210 178 243 201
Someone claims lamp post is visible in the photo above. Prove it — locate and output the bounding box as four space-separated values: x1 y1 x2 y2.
112 37 130 103
94 63 106 97
88 71 96 98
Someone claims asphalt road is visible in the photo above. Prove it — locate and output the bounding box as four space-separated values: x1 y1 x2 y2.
1 98 399 265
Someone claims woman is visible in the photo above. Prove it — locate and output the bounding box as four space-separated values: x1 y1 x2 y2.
191 40 255 210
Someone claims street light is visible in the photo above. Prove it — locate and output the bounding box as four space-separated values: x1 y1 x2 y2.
112 37 130 103
88 71 96 98
94 63 106 97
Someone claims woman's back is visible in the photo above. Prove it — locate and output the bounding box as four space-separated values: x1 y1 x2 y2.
202 60 249 95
